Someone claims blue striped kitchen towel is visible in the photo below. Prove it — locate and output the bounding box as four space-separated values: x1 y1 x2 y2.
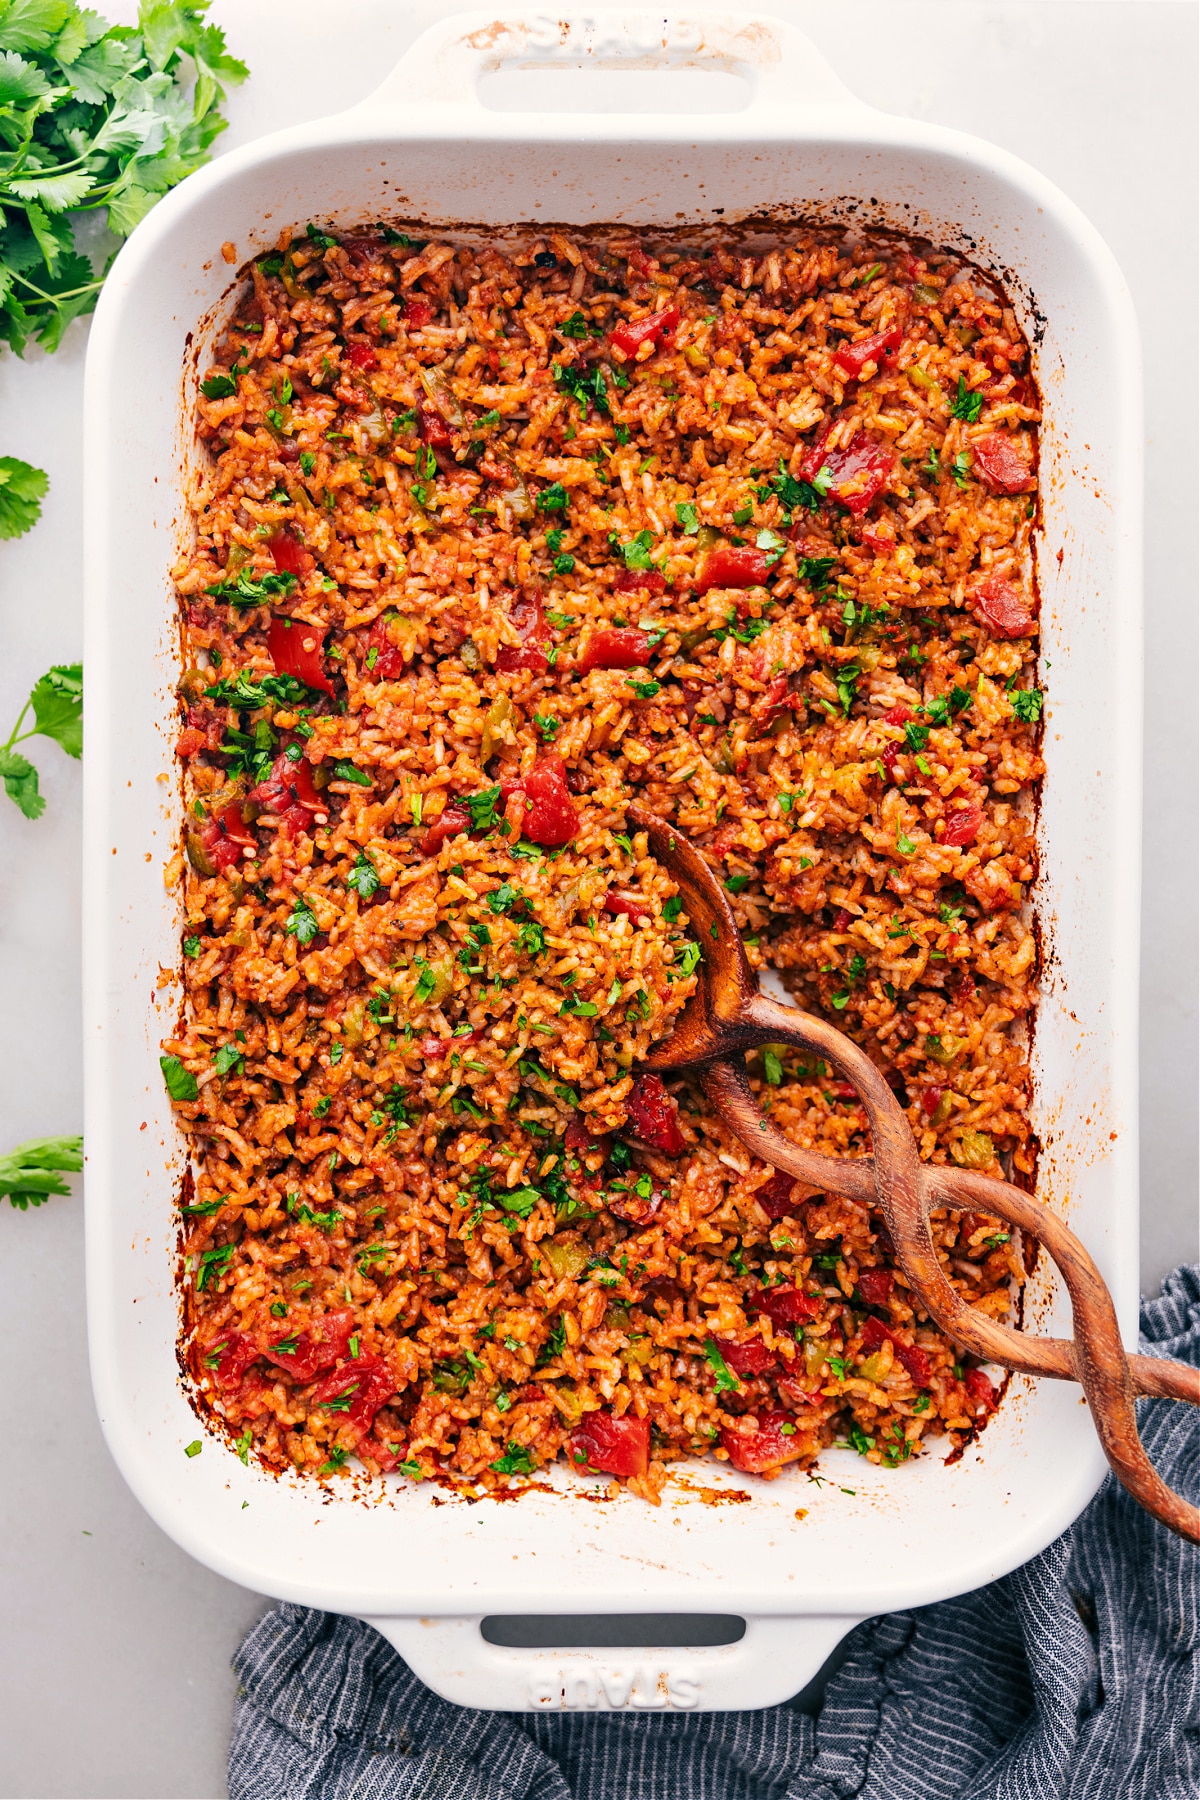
228 1265 1199 1799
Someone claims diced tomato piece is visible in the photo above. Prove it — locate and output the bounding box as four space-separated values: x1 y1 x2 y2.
267 616 334 694
312 1354 396 1434
751 1286 822 1327
176 727 208 760
417 402 453 448
421 801 471 856
861 524 896 555
496 642 549 675
568 1410 650 1478
964 1367 998 1413
346 342 378 371
248 746 324 837
721 1410 808 1475
830 1082 859 1100
883 705 913 725
805 429 895 516
608 305 680 359
943 805 983 847
201 801 257 870
972 431 1034 494
971 572 1035 639
496 588 550 676
833 324 903 379
603 892 649 924
515 755 578 846
268 531 314 579
753 673 797 729
364 618 406 679
578 626 652 673
563 1112 592 1153
857 1268 894 1307
518 1383 546 1403
880 743 901 783
370 1437 412 1472
861 1315 931 1385
403 297 434 329
203 1331 260 1393
696 545 769 593
920 1084 944 1118
261 1309 355 1383
831 907 852 931
716 1337 779 1377
625 1073 685 1156
756 1170 799 1221
614 568 666 595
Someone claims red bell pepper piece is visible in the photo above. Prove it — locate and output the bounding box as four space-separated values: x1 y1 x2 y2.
756 1171 799 1221
421 801 471 856
268 532 314 579
715 1337 779 1377
403 297 434 329
603 892 650 924
268 616 334 694
496 589 550 675
417 402 453 448
695 545 769 593
345 342 377 371
513 755 577 846
201 801 257 870
860 1315 931 1385
943 805 983 847
568 1410 650 1478
720 1410 808 1475
260 1308 355 1383
312 1354 396 1434
964 1367 998 1413
608 305 680 359
833 323 903 379
625 1072 685 1156
920 1085 944 1118
883 705 913 725
577 627 652 673
751 1286 822 1327
971 572 1035 638
419 1029 481 1060
856 1268 895 1307
614 568 666 595
972 431 1034 494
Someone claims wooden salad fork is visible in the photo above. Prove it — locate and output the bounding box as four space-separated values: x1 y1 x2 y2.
628 804 1200 1544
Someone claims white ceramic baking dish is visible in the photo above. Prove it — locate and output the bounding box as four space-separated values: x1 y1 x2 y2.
82 10 1142 1713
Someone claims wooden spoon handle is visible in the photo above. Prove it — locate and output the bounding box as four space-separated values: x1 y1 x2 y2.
700 1039 1200 1543
699 1061 1197 1405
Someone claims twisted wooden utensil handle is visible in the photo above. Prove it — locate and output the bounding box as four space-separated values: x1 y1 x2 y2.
629 805 1200 1543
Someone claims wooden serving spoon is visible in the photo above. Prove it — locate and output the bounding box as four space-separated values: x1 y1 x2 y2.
627 804 1200 1544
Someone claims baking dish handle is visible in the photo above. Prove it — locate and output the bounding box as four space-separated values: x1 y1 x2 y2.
353 10 866 118
359 1612 864 1713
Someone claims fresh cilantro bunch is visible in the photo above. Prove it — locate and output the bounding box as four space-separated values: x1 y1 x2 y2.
0 0 247 357
0 1131 82 1207
0 659 81 816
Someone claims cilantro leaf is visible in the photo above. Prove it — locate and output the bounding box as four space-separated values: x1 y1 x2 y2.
0 661 82 816
0 4 246 357
0 1132 83 1210
0 454 47 537
160 1054 198 1102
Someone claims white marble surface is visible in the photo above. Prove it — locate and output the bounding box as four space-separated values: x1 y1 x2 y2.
0 3 1194 1794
